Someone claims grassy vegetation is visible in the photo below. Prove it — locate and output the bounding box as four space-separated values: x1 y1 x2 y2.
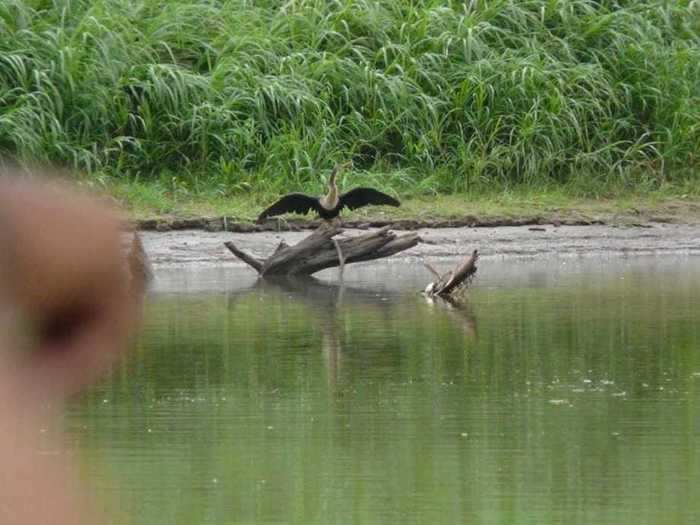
1 0 699 203
107 175 699 224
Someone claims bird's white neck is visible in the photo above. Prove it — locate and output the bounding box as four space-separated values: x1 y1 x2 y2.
320 171 339 209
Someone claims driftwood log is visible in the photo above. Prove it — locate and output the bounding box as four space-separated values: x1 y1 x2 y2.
424 250 479 296
224 225 420 276
126 231 152 295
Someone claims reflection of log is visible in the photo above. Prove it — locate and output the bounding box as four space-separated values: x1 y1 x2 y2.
424 294 478 339
424 250 479 296
224 225 420 276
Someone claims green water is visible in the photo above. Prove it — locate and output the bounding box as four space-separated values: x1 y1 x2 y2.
67 258 700 524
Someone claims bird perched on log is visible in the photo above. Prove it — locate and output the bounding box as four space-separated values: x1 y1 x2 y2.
257 162 400 224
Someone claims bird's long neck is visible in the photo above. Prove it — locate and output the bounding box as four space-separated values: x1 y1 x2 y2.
321 169 339 209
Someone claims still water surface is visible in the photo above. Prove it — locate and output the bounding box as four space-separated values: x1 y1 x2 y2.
66 258 700 524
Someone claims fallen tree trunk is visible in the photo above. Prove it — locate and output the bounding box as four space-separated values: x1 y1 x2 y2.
424 250 479 296
224 225 420 276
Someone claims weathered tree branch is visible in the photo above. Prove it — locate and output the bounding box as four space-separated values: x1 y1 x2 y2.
223 241 264 272
224 225 420 276
424 250 479 296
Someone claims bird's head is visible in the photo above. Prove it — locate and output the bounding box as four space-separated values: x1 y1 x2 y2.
328 161 352 185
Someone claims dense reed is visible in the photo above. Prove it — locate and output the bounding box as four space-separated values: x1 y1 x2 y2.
1 0 698 196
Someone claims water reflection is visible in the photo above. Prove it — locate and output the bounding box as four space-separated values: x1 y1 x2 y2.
248 275 481 396
66 258 700 524
424 294 478 340
254 276 393 392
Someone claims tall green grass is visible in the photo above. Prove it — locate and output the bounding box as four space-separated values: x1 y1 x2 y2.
1 0 698 196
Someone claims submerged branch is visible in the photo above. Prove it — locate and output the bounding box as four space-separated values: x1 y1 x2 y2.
424 250 479 297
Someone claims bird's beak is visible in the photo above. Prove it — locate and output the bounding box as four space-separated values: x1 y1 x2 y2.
333 161 352 172
328 161 353 185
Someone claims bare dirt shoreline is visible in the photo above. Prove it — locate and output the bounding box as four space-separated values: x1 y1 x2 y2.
141 223 700 268
132 198 700 234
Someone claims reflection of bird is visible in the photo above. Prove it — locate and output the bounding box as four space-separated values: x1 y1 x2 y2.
257 162 400 223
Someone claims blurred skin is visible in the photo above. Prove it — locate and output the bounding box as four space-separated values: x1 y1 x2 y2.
0 175 144 524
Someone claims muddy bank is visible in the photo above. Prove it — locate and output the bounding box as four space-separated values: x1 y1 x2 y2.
136 214 599 232
135 213 674 233
133 200 700 233
141 223 700 268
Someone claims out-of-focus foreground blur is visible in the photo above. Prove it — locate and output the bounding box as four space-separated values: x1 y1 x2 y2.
0 171 145 524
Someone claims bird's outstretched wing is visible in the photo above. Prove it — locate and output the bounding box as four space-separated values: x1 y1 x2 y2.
339 188 400 211
257 193 321 222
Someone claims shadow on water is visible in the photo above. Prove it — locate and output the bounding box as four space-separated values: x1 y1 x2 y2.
66 258 700 524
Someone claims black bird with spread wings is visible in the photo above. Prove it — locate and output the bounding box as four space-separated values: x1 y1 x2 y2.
257 162 400 223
